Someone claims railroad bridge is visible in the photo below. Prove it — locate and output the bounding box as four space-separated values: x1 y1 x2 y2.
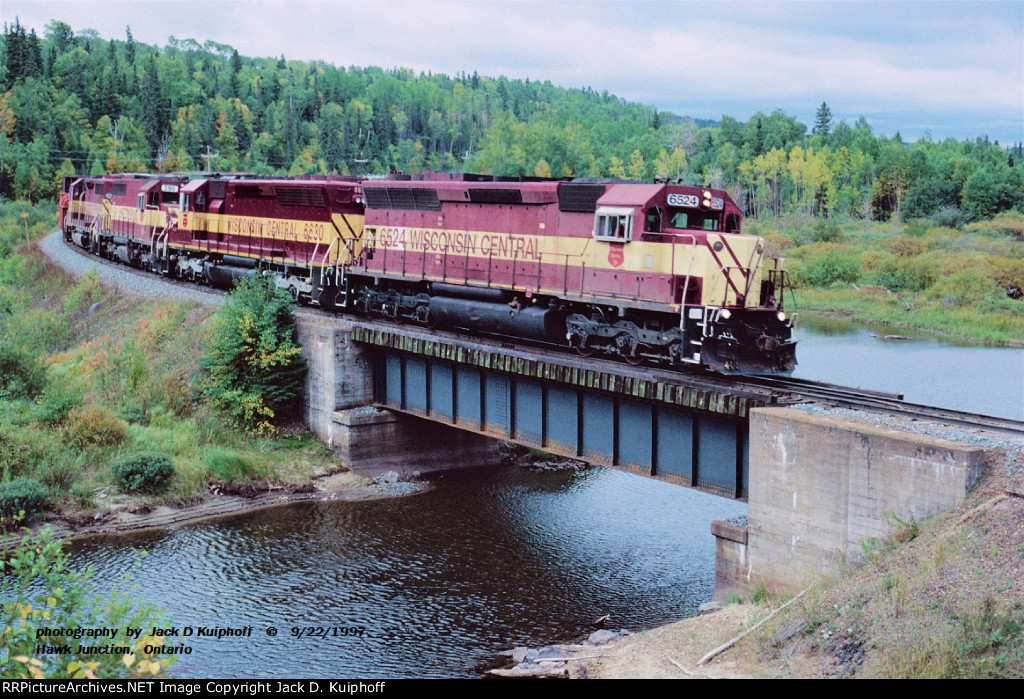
296 313 986 595
298 314 773 498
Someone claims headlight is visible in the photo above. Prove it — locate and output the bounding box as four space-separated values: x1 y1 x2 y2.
720 309 732 320
776 311 787 322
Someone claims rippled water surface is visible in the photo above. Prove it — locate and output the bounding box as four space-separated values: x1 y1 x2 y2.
71 464 745 678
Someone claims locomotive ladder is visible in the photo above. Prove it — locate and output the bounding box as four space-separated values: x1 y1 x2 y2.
151 225 168 271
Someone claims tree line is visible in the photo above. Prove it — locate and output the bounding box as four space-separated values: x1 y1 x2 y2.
1 19 1021 223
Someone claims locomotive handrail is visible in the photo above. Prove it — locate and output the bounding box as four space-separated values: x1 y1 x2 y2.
705 241 746 307
317 237 338 287
308 240 321 283
670 233 697 307
708 265 751 307
152 225 168 266
741 244 762 305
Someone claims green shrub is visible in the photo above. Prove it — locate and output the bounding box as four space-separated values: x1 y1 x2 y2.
111 453 174 493
980 295 1024 315
63 405 128 448
929 269 1002 307
36 381 84 426
63 269 103 315
0 476 48 521
903 219 930 238
116 401 150 426
872 256 939 292
0 342 46 400
795 251 861 288
885 235 928 257
201 273 306 434
932 206 964 229
810 218 844 243
991 258 1024 299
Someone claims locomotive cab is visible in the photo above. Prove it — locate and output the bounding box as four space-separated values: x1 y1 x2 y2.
572 183 796 374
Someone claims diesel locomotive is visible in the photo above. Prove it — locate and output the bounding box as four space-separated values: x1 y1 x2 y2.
60 172 796 375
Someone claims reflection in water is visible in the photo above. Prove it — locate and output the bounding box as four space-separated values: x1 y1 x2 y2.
795 322 1024 419
70 464 745 678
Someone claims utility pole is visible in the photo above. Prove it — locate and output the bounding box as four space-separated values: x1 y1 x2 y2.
200 145 220 172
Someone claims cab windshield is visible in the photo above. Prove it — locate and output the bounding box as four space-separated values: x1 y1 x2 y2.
665 208 720 231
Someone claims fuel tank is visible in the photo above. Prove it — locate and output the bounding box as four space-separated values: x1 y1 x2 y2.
428 296 566 343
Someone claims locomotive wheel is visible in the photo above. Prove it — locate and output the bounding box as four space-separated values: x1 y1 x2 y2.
624 351 644 366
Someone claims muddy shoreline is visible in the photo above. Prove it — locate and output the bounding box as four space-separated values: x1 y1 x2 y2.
4 470 429 548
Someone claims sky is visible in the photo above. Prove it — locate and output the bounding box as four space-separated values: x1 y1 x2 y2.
4 0 1023 144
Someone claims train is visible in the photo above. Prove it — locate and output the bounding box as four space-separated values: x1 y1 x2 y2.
59 172 796 375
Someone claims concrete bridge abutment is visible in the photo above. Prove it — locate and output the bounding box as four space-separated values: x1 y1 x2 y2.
713 407 986 597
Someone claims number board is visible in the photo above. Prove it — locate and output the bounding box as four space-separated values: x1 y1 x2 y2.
667 193 699 208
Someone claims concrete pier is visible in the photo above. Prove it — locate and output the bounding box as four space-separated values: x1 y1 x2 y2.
331 406 499 475
728 407 986 593
711 519 749 601
298 316 500 474
296 316 374 444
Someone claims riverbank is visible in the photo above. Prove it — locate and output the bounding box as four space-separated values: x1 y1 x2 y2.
794 287 1024 347
0 215 406 533
752 212 1024 347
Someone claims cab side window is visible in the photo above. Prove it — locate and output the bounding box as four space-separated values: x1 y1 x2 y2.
593 208 634 242
645 207 662 233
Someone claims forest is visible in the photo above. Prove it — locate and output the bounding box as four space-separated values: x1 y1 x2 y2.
1 18 1022 224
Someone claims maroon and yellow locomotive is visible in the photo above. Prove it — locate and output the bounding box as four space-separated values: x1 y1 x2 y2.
337 176 795 374
61 172 795 375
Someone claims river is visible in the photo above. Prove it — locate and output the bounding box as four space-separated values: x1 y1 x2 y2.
65 321 1023 677
73 464 745 678
794 316 1024 419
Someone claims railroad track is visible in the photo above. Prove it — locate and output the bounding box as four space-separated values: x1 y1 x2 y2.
741 375 1024 437
49 234 1024 437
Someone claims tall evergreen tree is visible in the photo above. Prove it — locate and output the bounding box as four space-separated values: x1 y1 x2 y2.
813 101 833 141
125 25 135 64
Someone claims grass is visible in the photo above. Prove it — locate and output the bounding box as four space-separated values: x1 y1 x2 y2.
764 212 1024 346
